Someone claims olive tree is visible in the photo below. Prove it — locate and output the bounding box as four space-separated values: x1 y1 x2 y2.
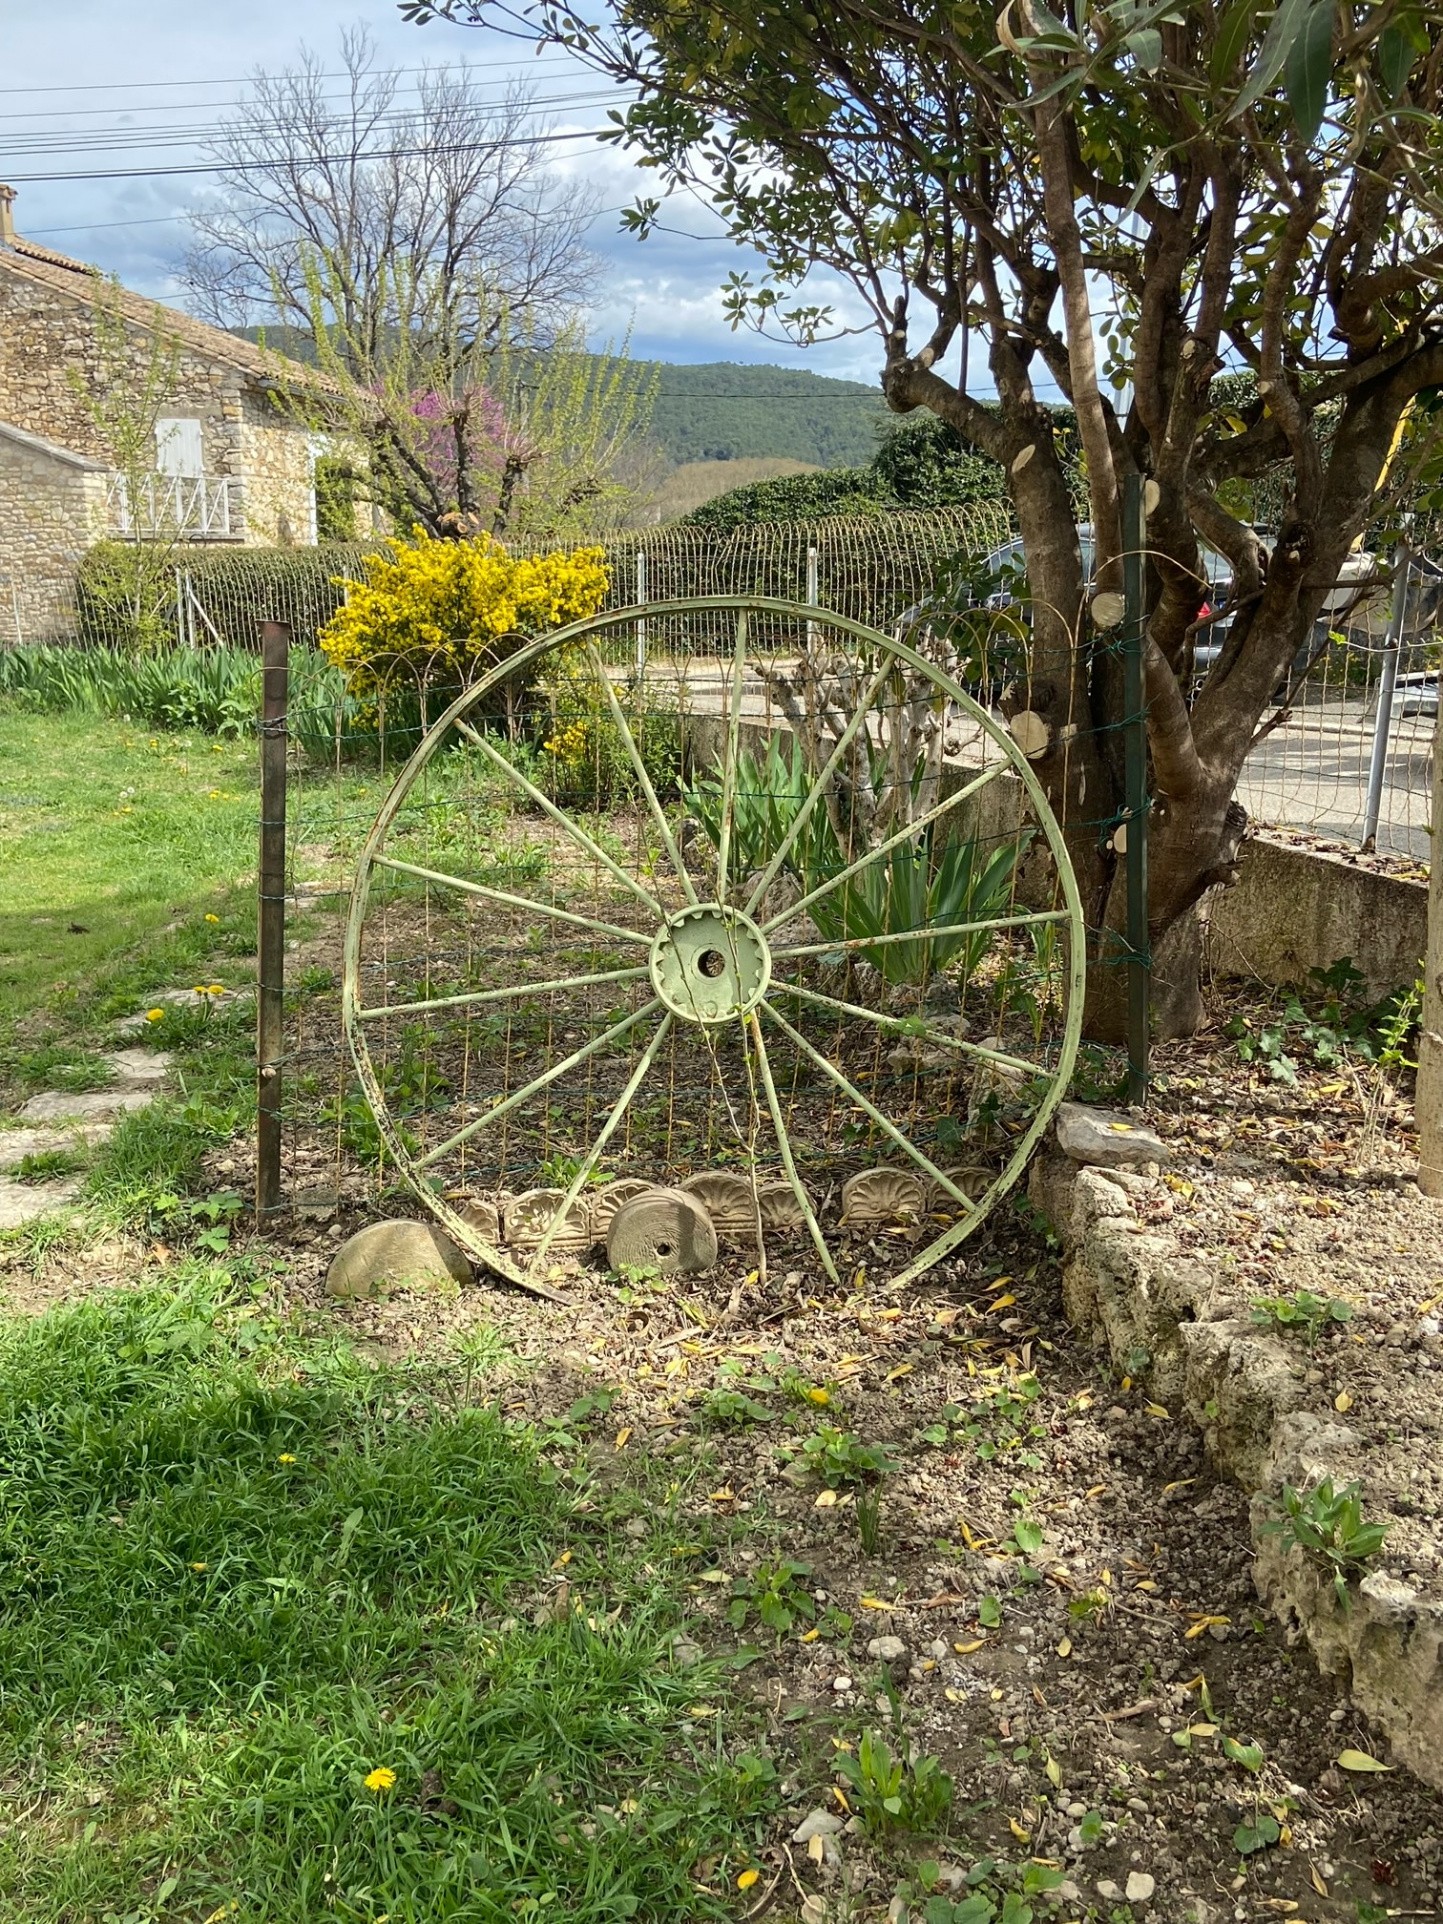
406 0 1443 1034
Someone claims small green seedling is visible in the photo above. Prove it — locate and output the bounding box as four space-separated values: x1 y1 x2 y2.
916 1375 1045 1468
696 1384 772 1428
1249 1289 1353 1344
1264 1478 1389 1605
895 1856 1065 1924
794 1425 896 1489
727 1557 815 1637
856 1482 884 1555
835 1727 953 1837
189 1190 244 1253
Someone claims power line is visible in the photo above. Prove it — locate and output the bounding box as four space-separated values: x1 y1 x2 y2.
0 55 586 99
2 127 625 186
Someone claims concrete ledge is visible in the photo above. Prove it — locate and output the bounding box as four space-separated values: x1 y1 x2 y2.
1032 1146 1443 1789
1205 836 1425 999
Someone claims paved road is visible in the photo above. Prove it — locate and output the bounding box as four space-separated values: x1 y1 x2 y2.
650 660 1434 861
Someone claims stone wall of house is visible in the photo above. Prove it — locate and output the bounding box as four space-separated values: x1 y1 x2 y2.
237 396 319 548
0 265 247 480
0 442 108 640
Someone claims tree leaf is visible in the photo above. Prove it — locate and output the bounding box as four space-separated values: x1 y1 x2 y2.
1284 0 1334 141
1378 12 1423 97
1337 1748 1394 1772
1128 26 1163 69
1228 0 1315 121
1210 0 1257 84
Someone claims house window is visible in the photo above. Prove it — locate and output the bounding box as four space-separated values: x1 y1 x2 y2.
155 417 203 478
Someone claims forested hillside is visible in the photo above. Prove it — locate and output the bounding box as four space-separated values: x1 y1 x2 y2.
641 363 886 467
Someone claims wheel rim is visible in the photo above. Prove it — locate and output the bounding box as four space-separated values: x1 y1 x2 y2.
342 595 1086 1294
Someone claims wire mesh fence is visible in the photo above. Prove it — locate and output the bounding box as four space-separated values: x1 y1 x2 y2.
1230 551 1440 864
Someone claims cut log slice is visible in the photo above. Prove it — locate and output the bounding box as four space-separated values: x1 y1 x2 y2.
504 1186 593 1255
841 1167 929 1226
607 1186 718 1275
683 1170 759 1241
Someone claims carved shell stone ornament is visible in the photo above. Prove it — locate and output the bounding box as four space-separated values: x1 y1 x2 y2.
587 1178 655 1241
447 1193 502 1246
756 1179 810 1229
841 1167 929 1226
504 1187 592 1255
928 1166 995 1217
683 1170 760 1241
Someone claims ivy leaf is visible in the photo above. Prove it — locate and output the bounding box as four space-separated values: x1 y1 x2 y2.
1284 0 1334 141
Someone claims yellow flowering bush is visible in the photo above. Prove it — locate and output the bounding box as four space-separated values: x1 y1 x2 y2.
320 531 609 708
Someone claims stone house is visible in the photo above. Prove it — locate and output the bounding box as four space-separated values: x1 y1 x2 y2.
0 184 360 640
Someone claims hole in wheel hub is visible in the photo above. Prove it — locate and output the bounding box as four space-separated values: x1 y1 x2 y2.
649 903 771 1024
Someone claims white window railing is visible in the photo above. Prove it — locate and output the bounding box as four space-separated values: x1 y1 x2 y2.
107 472 242 540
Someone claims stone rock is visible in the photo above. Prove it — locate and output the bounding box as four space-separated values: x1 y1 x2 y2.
791 1809 844 1844
18 1089 154 1125
1055 1102 1169 1169
607 1186 717 1274
842 1167 927 1226
326 1219 471 1300
1126 1872 1156 1904
1095 1881 1124 1903
866 1635 908 1663
0 1123 111 1172
113 987 251 1034
105 1048 173 1085
672 1638 703 1668
682 1170 757 1241
0 1176 82 1230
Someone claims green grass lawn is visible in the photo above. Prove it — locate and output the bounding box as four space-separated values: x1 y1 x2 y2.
0 1272 765 1922
0 712 259 1036
0 701 778 1921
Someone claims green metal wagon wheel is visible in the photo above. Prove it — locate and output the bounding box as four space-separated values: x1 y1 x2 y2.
342 595 1084 1295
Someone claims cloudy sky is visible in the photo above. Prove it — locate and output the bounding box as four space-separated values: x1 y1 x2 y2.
2 0 882 381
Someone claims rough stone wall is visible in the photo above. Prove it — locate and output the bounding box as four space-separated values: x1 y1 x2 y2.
0 264 246 479
0 263 330 551
237 396 320 548
0 443 107 639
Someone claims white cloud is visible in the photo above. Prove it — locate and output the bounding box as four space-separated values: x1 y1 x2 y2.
1 0 889 382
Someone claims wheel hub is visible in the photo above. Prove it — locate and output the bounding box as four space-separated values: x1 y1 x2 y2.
649 903 771 1024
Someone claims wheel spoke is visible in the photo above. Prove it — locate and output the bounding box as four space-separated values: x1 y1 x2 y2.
768 978 1042 1077
524 1013 675 1275
770 908 1068 961
372 855 652 946
714 609 749 904
414 997 663 1170
741 651 895 919
455 718 664 919
583 641 698 905
746 1011 839 1284
760 762 1006 936
355 965 649 1022
759 999 980 1214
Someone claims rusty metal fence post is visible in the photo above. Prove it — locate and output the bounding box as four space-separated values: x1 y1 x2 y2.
256 620 289 1224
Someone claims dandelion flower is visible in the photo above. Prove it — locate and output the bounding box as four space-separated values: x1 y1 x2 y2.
737 1869 761 1891
145 1008 166 1024
207 983 226 996
204 913 221 925
277 1453 296 1464
806 1386 831 1406
364 1767 397 1794
191 1561 208 1572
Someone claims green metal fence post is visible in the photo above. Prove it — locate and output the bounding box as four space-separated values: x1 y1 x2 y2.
1122 475 1150 1104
